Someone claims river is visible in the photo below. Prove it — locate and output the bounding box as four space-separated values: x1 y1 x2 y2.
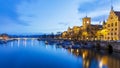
0 39 120 68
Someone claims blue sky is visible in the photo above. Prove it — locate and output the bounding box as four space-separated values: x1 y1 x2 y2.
0 0 120 34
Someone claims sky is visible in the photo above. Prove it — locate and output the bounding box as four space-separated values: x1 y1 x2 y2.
0 0 120 34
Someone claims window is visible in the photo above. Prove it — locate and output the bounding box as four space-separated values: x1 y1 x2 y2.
111 33 113 35
87 21 89 23
115 32 117 35
111 23 113 27
111 29 113 31
115 28 117 30
115 22 117 26
111 17 113 19
108 24 110 27
111 37 113 40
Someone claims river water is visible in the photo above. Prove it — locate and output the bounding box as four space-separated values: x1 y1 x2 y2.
0 39 120 68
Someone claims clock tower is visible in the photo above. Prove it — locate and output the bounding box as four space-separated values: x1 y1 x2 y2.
82 16 91 29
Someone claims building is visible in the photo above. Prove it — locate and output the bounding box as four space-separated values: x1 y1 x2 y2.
62 16 102 41
81 16 102 40
102 7 120 41
62 6 120 41
0 34 9 40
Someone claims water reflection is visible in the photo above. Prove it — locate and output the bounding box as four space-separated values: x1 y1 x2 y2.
67 48 120 68
9 39 36 48
0 40 120 68
31 39 34 46
10 42 13 47
42 40 120 68
23 39 27 47
17 40 20 47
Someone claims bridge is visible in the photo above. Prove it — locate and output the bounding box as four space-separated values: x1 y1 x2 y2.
10 37 39 40
9 38 39 47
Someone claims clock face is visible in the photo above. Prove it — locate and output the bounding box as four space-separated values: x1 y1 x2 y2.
87 21 89 23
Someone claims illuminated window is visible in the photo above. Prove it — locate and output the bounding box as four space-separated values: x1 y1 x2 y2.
87 21 89 23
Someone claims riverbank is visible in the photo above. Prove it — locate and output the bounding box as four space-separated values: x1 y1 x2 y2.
0 39 15 44
38 38 120 53
100 42 120 53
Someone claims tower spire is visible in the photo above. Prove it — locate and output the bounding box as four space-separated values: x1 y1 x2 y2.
111 0 114 11
85 12 88 18
111 5 114 11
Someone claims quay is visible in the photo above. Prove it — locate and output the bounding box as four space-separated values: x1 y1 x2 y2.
38 38 120 53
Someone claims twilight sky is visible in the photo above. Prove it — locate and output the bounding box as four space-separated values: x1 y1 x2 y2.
0 0 120 34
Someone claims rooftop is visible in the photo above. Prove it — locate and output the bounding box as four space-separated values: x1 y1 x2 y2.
114 11 120 20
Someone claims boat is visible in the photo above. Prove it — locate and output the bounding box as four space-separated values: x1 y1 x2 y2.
0 40 7 44
45 41 48 44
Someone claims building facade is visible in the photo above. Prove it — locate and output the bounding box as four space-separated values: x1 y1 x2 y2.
103 8 120 41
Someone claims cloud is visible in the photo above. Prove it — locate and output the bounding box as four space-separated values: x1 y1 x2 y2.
16 0 120 33
0 16 26 34
0 0 30 26
16 0 82 33
1 0 120 33
78 0 120 24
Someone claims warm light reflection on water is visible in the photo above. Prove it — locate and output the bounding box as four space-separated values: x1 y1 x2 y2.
67 48 120 68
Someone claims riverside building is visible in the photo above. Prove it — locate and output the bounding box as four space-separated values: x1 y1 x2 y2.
62 6 120 41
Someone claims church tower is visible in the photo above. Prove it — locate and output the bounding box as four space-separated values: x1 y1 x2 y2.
82 16 91 29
